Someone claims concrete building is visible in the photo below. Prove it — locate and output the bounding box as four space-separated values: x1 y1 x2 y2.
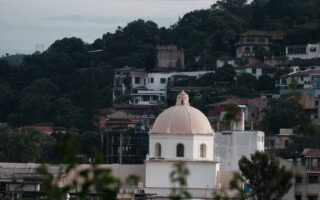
214 130 265 189
113 69 212 106
156 45 185 71
279 69 320 97
294 149 320 200
276 58 320 74
265 129 294 150
286 43 320 60
98 111 139 129
235 30 284 58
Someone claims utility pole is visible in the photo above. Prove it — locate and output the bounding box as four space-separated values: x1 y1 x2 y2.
119 133 123 164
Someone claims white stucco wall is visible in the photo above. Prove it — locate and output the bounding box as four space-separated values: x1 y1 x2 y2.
214 131 264 171
286 43 320 60
149 133 214 160
145 160 219 189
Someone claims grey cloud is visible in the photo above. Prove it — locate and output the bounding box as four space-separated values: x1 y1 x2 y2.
42 14 128 25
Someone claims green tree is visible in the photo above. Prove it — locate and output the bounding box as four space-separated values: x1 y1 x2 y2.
261 97 308 134
170 162 192 200
255 75 275 91
215 64 236 83
0 125 56 163
237 73 257 90
235 151 292 200
212 0 248 15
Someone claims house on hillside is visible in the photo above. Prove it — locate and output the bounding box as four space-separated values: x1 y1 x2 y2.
235 30 284 58
265 128 294 150
293 149 320 200
279 69 320 97
99 111 139 130
113 68 213 106
286 43 320 60
207 97 268 131
235 58 273 79
276 58 320 73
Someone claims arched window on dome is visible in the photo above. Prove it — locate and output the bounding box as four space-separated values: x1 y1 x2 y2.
200 144 207 158
176 143 184 157
155 143 161 157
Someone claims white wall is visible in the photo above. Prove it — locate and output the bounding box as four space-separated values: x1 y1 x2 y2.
286 43 320 60
149 134 214 161
214 131 264 171
236 68 263 79
145 160 219 189
131 71 213 91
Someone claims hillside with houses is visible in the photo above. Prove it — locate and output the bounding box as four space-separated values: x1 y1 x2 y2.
0 0 320 165
2 0 320 199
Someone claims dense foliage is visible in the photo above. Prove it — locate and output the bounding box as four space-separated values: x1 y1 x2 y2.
0 124 101 163
232 151 293 200
1 0 320 130
261 96 309 134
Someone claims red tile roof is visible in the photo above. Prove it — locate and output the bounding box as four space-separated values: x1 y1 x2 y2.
207 97 268 109
310 166 320 172
303 149 320 157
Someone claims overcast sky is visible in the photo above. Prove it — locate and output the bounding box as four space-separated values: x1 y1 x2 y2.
0 0 215 56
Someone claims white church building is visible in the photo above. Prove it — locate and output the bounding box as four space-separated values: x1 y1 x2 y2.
145 91 220 198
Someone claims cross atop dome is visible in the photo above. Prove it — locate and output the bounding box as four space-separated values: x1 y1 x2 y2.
175 91 190 106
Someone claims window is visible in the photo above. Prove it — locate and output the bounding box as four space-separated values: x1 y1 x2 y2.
310 47 317 52
295 195 302 200
295 176 302 183
252 68 256 74
308 195 318 200
176 143 184 157
151 95 158 101
135 77 140 84
160 78 166 84
269 140 275 147
246 38 255 43
308 175 318 183
155 143 161 157
142 96 149 101
285 139 289 147
149 78 154 83
257 37 266 43
200 144 207 158
288 46 306 55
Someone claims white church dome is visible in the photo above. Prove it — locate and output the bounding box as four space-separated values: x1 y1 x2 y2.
150 91 213 135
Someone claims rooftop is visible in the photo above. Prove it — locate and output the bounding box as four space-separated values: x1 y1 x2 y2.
239 30 284 39
207 97 268 108
303 149 320 157
286 69 320 77
236 58 272 69
277 58 320 67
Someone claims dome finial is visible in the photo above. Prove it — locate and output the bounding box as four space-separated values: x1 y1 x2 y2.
176 91 190 106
